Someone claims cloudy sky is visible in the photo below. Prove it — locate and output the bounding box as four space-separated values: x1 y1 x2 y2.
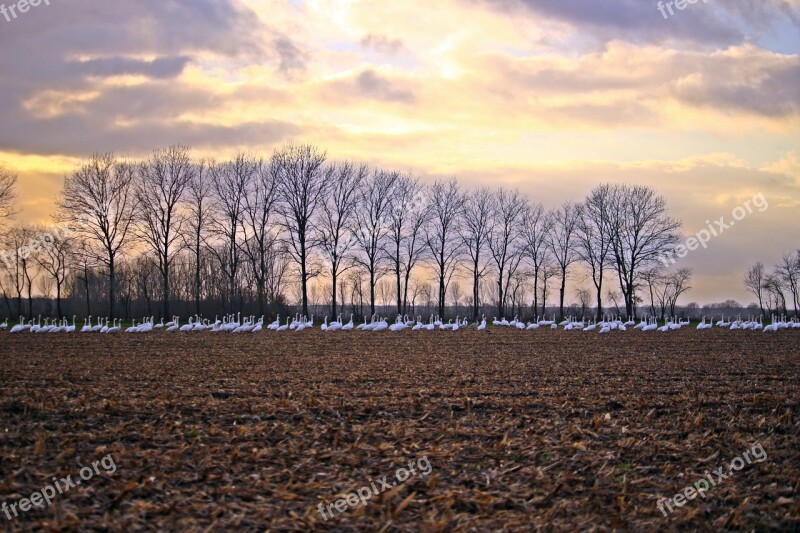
0 0 798 304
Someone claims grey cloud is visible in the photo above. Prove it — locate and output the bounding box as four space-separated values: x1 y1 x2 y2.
471 0 798 47
0 0 292 157
356 70 416 103
361 34 404 54
71 56 192 80
273 36 307 78
671 61 800 116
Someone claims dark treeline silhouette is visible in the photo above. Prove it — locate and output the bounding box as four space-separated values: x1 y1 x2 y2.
2 144 795 323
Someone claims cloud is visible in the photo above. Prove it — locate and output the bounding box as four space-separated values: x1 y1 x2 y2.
70 56 192 80
468 0 799 47
361 34 405 54
273 36 308 78
355 70 416 103
670 51 800 116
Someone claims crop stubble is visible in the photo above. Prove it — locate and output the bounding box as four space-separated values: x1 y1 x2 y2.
1 329 799 531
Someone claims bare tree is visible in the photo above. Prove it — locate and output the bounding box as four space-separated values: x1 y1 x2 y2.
577 185 613 320
386 173 429 316
488 188 526 318
242 158 280 316
274 144 328 319
209 154 259 312
548 202 580 320
539 260 558 318
522 203 552 317
318 161 365 319
425 179 464 318
35 228 74 318
608 185 681 319
459 187 493 321
764 273 787 316
744 261 767 318
56 154 139 318
352 169 398 316
184 160 214 315
135 145 194 318
0 225 34 317
667 267 692 317
0 166 18 223
776 251 800 317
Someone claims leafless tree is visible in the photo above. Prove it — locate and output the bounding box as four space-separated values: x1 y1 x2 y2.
522 202 552 317
184 160 214 315
209 153 259 312
744 261 767 318
318 162 365 319
135 145 194 318
448 280 463 311
667 268 692 317
548 202 580 320
0 166 18 222
425 179 464 317
241 158 280 316
352 168 397 316
539 260 558 319
576 286 591 319
56 154 139 318
775 251 800 317
274 144 328 319
73 240 97 316
459 187 493 321
347 267 366 318
577 185 613 320
608 185 681 319
386 173 429 315
0 225 34 317
641 267 667 318
35 227 74 318
764 273 787 316
488 188 526 318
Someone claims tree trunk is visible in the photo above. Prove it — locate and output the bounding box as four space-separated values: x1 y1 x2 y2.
331 270 338 319
163 261 170 319
595 277 603 321
108 257 116 319
194 241 202 315
473 269 480 321
497 271 504 318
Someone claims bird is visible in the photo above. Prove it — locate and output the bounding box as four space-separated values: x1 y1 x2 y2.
342 315 354 331
277 317 290 332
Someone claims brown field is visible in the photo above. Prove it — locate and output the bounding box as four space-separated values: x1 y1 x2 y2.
1 328 799 531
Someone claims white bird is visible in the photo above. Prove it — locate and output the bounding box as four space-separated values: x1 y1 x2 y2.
277 316 290 332
342 315 354 331
106 319 120 334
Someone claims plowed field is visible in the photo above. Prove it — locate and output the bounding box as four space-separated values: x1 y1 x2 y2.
1 328 799 531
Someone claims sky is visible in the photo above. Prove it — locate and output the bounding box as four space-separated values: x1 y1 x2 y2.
0 0 798 305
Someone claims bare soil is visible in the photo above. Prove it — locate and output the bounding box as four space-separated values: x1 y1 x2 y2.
1 328 799 531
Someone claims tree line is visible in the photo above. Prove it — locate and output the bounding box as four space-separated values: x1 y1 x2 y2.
0 144 724 322
744 252 800 319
